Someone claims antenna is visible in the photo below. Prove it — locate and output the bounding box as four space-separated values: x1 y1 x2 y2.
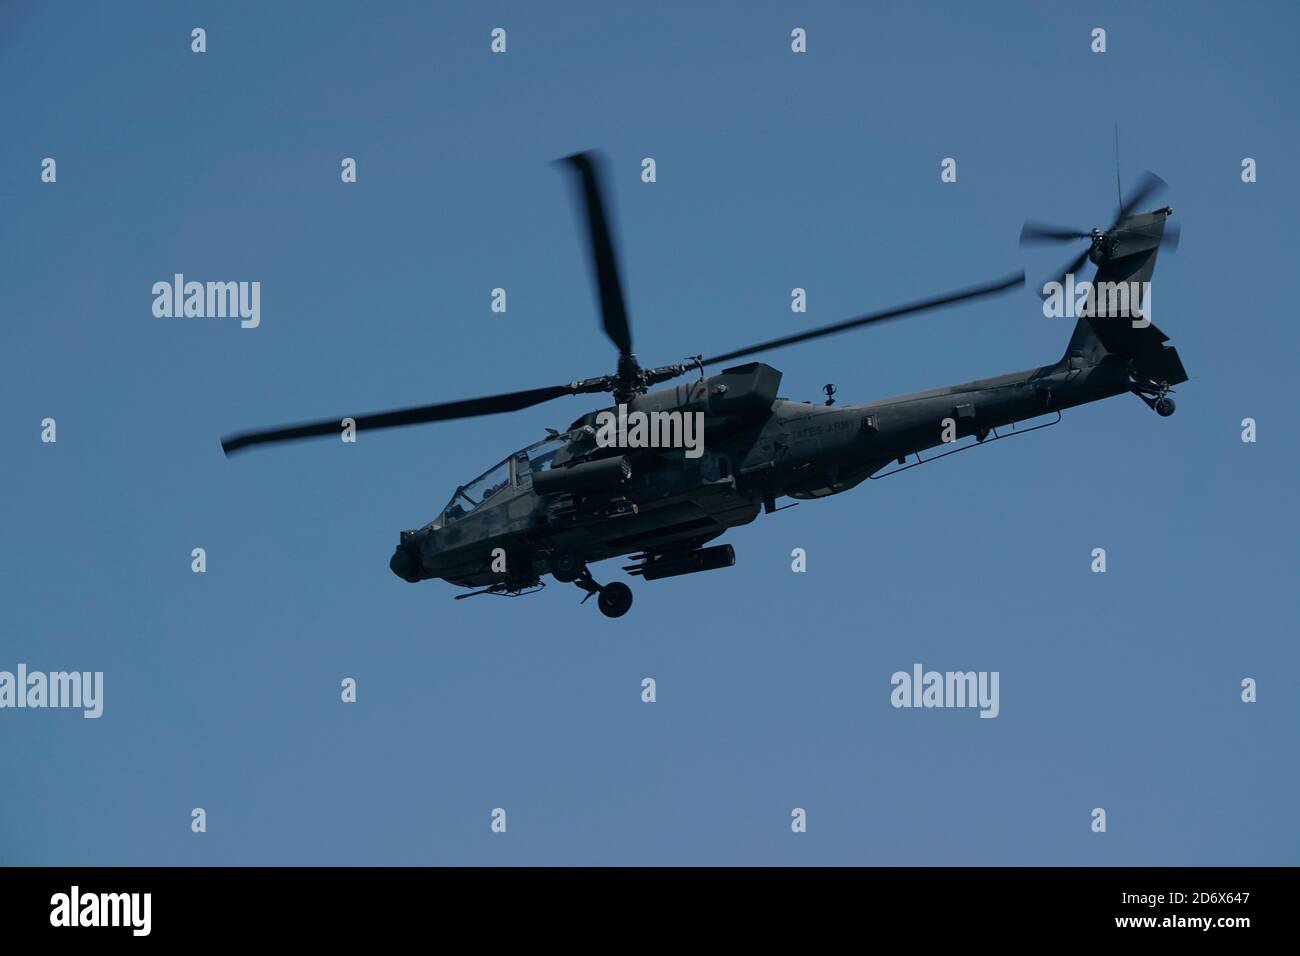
1113 123 1123 213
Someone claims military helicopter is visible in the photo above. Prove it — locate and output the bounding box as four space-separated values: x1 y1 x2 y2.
222 152 1186 618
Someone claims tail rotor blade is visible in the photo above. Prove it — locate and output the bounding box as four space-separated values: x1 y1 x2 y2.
1020 221 1093 246
1116 170 1168 224
1038 247 1092 300
1162 219 1180 252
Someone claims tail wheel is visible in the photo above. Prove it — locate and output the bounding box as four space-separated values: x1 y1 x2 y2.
597 582 633 618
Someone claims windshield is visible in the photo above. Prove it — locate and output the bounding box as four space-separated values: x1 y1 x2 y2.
433 434 570 526
520 434 566 476
445 460 509 520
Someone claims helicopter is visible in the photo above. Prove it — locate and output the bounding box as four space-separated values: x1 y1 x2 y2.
221 151 1186 618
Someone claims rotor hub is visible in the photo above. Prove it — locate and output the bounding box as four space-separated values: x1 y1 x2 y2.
614 353 645 403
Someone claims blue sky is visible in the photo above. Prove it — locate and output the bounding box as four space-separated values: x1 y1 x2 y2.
2 0 1296 865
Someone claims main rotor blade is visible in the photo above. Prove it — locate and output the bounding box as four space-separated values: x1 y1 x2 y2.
1019 221 1092 245
1115 170 1167 224
700 272 1025 368
560 150 633 356
221 384 576 456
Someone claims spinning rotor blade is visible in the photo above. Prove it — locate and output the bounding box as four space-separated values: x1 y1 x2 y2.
1039 246 1093 299
1162 219 1180 252
560 150 633 356
1119 217 1180 253
1115 170 1167 224
1019 222 1093 245
1023 167 1176 298
700 272 1025 368
221 384 577 456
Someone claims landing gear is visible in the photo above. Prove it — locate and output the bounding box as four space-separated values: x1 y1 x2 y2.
596 581 633 618
1132 378 1177 418
551 552 584 583
561 560 635 618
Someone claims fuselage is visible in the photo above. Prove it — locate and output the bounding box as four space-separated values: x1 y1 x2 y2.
390 350 1134 589
392 205 1186 590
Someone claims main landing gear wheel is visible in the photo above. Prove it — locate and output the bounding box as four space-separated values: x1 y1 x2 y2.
569 567 634 618
597 581 633 618
1155 397 1176 417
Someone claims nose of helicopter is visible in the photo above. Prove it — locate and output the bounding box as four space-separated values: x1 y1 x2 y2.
389 532 424 583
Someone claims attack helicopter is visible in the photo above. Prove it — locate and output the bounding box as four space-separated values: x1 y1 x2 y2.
222 151 1186 618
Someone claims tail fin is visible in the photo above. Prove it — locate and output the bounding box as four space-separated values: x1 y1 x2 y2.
1063 207 1188 386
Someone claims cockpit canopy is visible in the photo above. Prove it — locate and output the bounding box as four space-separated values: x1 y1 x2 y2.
425 433 568 529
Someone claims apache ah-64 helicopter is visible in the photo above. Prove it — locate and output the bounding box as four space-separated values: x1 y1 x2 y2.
222 151 1187 618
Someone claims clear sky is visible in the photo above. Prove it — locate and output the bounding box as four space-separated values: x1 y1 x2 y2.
2 1 1296 865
